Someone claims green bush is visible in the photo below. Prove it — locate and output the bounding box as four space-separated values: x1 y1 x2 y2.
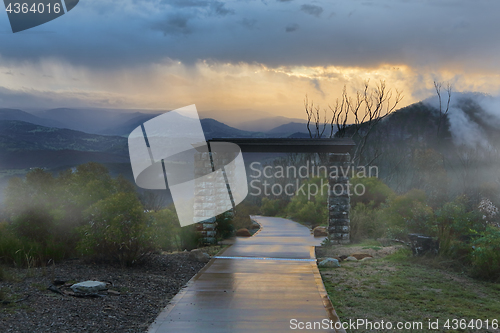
383 189 434 239
78 192 154 266
436 198 484 256
350 177 394 208
149 208 181 251
215 211 235 240
285 177 328 226
179 225 202 251
0 216 70 267
261 197 287 217
470 226 500 281
350 203 386 242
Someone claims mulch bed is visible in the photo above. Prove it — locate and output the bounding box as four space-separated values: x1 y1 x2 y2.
0 253 206 332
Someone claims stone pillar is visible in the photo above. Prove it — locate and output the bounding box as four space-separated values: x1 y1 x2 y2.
328 153 351 244
194 149 235 245
194 151 217 244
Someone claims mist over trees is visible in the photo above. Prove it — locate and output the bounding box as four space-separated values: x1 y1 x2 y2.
0 163 200 267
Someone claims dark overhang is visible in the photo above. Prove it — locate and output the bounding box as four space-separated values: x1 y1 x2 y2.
208 138 355 153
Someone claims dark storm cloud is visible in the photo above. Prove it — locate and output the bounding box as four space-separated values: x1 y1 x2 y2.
240 18 258 30
151 13 193 35
0 0 499 72
300 4 323 17
285 23 299 32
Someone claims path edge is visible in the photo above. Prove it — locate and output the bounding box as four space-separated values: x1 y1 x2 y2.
147 245 233 333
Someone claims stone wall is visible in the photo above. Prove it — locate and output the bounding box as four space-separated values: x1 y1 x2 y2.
328 153 351 244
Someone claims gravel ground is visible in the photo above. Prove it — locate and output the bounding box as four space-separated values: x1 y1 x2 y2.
0 253 207 333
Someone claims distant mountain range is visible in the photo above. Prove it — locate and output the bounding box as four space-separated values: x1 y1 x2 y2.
233 116 308 132
0 108 65 128
0 113 307 172
0 107 310 136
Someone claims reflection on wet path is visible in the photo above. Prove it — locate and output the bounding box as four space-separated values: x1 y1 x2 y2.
148 216 344 333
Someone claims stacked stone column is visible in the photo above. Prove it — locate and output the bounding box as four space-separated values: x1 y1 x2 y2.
193 150 234 245
194 151 217 244
328 153 351 244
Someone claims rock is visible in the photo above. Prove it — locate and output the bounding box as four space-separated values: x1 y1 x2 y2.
235 228 252 237
70 281 107 294
351 253 373 260
345 256 358 261
249 222 260 230
408 234 439 256
52 279 66 286
339 255 348 261
318 258 340 268
361 257 373 261
313 226 328 237
47 284 63 295
189 249 211 263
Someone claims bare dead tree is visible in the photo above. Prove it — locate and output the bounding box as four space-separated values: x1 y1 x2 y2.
304 95 327 138
304 80 403 167
304 95 313 138
434 81 452 137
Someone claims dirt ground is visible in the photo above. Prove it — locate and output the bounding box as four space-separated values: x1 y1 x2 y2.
0 252 207 333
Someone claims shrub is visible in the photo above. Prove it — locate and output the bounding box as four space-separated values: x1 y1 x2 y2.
383 189 434 239
0 212 71 267
470 226 500 281
179 225 202 251
215 211 235 240
231 203 260 230
350 203 386 242
149 208 181 251
78 192 154 266
436 198 484 256
285 177 328 226
261 198 287 217
350 177 394 208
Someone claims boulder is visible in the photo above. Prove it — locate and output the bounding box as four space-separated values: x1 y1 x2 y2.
408 234 439 256
249 222 260 230
318 258 340 268
351 253 373 260
235 228 252 237
313 226 328 237
71 281 107 294
345 256 358 261
189 249 211 263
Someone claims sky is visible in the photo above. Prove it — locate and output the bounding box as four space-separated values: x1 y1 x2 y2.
1 0 500 121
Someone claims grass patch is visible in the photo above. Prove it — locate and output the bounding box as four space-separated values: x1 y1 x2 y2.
321 249 500 332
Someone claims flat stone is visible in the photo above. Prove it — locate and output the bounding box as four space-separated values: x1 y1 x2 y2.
345 256 358 261
318 258 340 268
71 281 107 294
351 253 373 260
189 249 211 263
313 226 328 237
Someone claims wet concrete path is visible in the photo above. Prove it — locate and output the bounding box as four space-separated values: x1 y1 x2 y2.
148 216 344 333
